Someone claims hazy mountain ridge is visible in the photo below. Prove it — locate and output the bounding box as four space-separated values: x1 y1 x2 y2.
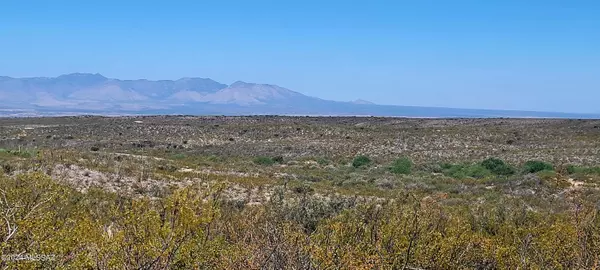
0 73 322 108
0 73 598 118
0 73 340 111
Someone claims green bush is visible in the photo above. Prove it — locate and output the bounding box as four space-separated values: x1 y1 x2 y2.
171 153 187 160
352 155 372 168
420 162 443 173
537 170 557 181
566 165 600 175
390 157 412 175
253 156 276 166
481 158 515 175
466 164 492 179
441 163 469 179
1 163 13 174
441 163 491 179
0 149 37 158
12 150 36 158
316 157 330 166
272 156 284 164
523 160 553 174
583 166 600 174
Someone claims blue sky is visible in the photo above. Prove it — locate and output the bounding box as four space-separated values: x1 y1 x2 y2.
1 0 599 113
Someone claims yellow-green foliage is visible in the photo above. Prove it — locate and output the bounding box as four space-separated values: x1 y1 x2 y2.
1 173 600 269
0 173 230 269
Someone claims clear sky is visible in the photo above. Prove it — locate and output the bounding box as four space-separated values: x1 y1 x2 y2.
1 0 599 113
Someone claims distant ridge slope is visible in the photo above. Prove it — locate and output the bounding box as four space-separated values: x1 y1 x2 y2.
0 73 598 119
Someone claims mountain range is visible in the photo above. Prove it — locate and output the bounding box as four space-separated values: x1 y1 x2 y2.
0 73 598 118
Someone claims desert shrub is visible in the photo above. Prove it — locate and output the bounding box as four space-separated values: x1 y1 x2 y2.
584 166 600 174
442 163 491 179
207 155 224 162
420 162 443 173
537 170 557 181
375 178 396 189
253 156 284 166
3 171 600 269
0 173 229 269
466 164 492 179
157 164 178 172
3 149 36 158
390 157 412 175
566 165 600 175
171 153 187 160
441 163 466 178
1 163 13 174
253 156 276 166
90 146 100 152
316 157 330 166
0 173 94 268
19 150 34 158
272 155 284 164
352 155 372 168
481 157 515 175
339 178 370 188
299 175 322 182
523 160 553 174
291 184 314 194
269 189 356 233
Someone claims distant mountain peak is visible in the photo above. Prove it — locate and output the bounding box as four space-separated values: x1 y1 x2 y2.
229 81 286 90
177 77 215 82
58 72 106 79
230 81 253 88
351 99 375 105
56 73 108 85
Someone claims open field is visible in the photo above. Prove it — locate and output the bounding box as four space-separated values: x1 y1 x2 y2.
2 116 600 269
